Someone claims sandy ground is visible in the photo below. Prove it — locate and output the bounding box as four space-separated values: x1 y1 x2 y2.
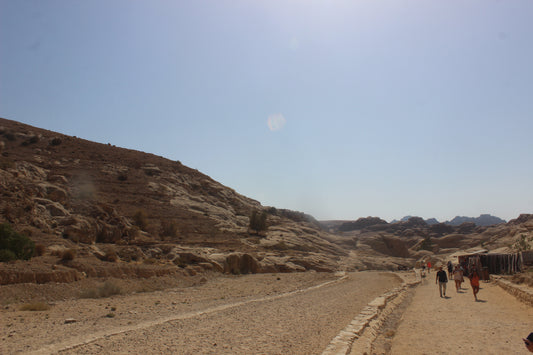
0 271 401 355
389 272 533 355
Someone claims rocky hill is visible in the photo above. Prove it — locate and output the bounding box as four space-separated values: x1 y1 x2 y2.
445 214 506 226
1 117 531 286
1 118 361 284
389 214 505 226
321 215 533 263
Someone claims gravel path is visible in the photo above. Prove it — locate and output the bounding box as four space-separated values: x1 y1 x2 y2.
390 274 533 354
1 271 401 354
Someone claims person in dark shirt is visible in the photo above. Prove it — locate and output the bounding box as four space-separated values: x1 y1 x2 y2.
435 266 448 298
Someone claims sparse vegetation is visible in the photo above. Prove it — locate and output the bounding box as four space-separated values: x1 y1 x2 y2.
49 137 62 146
61 249 76 261
19 302 50 311
0 223 35 262
80 280 122 299
104 250 118 262
160 220 179 238
249 210 268 234
22 135 39 146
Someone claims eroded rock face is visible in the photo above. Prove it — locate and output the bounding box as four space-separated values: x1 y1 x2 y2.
0 265 82 285
338 217 388 232
358 235 411 258
224 253 260 274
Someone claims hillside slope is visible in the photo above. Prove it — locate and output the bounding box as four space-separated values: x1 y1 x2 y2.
0 118 355 284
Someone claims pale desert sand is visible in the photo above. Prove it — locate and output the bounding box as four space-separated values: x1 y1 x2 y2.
1 271 402 354
389 273 533 355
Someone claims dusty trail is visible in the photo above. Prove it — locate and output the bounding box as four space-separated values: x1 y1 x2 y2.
1 272 401 355
390 274 533 354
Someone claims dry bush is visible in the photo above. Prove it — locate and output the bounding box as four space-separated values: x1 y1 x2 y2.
61 249 76 261
104 250 118 262
80 280 122 299
99 281 122 297
160 220 178 238
19 302 50 311
49 137 62 146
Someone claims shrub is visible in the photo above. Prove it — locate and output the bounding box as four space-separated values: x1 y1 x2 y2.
49 137 62 146
99 281 122 297
0 223 35 262
61 249 76 261
104 250 118 262
249 210 268 233
20 302 50 311
80 280 122 299
160 220 178 238
0 249 16 262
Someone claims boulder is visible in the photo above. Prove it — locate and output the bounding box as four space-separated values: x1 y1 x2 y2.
33 197 70 217
38 182 69 204
224 253 260 274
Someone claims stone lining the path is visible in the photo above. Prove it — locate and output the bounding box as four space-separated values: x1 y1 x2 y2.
322 273 421 355
491 275 533 307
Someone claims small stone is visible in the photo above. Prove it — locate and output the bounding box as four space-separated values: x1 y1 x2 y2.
64 318 77 324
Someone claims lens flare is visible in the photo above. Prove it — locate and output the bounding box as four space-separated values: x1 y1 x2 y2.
267 114 286 131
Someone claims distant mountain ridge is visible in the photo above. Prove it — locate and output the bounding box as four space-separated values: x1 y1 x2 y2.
390 214 505 227
391 216 439 225
445 214 506 227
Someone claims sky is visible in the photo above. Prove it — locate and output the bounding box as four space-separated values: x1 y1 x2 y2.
1 0 532 222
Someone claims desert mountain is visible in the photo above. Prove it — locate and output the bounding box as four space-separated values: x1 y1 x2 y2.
390 215 505 226
1 117 361 283
1 117 531 286
445 214 506 226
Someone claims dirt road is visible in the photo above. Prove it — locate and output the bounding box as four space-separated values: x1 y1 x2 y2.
1 271 401 354
390 274 533 355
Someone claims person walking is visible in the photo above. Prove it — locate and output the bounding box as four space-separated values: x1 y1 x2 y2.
427 261 432 273
469 268 480 301
447 261 453 279
453 265 463 292
435 266 448 298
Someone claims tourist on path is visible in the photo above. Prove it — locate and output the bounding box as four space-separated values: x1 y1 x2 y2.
447 261 453 278
435 266 448 298
453 265 463 292
469 268 480 301
427 261 431 273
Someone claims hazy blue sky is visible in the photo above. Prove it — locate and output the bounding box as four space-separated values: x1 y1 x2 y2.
1 0 532 222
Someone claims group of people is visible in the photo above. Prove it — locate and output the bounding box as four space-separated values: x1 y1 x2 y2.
434 260 480 301
429 260 532 352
